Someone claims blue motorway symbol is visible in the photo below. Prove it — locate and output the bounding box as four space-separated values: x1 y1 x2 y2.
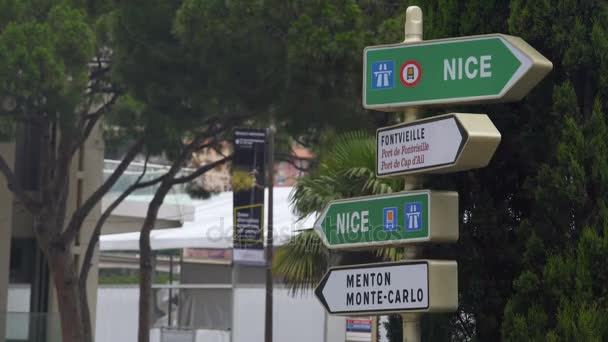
405 202 422 231
372 61 394 90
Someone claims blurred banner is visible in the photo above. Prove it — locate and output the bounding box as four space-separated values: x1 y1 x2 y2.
232 128 268 265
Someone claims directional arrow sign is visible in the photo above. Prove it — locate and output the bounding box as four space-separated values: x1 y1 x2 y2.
376 113 501 177
315 260 458 315
314 191 458 249
363 34 552 110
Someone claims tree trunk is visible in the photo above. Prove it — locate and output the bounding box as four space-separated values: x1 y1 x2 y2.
136 140 227 342
79 278 94 342
138 225 155 342
48 250 91 342
138 183 172 342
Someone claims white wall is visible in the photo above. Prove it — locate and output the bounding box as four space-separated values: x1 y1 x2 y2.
7 285 30 312
95 286 140 342
5 285 31 340
230 286 336 342
327 314 347 341
96 286 346 342
271 289 329 342
232 287 263 342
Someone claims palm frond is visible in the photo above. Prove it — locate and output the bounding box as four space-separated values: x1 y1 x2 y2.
290 130 403 217
273 230 328 296
278 131 408 293
374 247 405 261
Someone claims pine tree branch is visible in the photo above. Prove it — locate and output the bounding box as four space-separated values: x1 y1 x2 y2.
136 140 198 342
52 111 84 233
456 310 473 339
170 155 231 185
77 152 151 342
0 153 41 212
79 154 152 283
89 66 111 81
75 92 122 156
275 152 315 172
74 128 225 249
88 52 111 81
61 137 145 245
211 144 228 158
134 130 223 342
41 119 56 205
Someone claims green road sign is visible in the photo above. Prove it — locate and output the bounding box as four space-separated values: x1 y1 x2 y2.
363 34 552 110
314 191 458 250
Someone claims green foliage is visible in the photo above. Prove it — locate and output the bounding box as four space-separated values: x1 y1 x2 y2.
503 227 608 341
0 116 15 141
171 0 376 143
0 0 96 135
503 67 608 340
111 0 372 153
99 271 173 285
48 4 94 73
384 315 402 342
502 98 608 339
109 0 210 153
501 1 608 338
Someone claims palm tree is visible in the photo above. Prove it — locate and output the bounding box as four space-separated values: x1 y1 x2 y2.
273 131 404 293
274 131 474 341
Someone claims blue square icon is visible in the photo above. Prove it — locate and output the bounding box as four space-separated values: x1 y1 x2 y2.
404 202 422 231
372 61 394 90
383 207 398 231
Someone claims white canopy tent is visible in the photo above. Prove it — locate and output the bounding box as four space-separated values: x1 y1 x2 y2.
100 187 316 251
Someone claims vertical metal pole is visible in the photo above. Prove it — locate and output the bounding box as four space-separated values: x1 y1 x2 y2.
178 251 183 328
168 253 173 327
401 6 423 342
372 317 378 342
230 261 236 342
264 129 275 342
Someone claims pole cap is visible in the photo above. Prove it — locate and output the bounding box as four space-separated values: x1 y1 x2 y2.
404 6 423 43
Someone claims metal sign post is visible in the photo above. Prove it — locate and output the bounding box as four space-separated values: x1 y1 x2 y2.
400 7 424 342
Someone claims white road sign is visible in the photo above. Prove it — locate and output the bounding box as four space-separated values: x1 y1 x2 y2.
376 113 501 177
315 260 458 315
